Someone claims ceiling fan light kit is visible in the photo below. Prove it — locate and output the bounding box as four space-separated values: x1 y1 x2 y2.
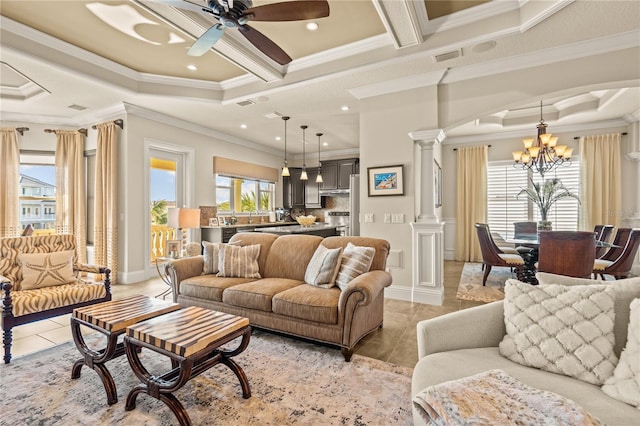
167 0 330 65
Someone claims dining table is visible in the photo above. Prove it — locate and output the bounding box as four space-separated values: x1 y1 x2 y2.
503 233 618 285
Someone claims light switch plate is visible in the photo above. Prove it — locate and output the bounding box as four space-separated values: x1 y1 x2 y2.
391 213 404 223
364 213 374 223
384 214 391 223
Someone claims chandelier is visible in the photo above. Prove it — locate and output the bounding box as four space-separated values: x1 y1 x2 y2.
512 101 573 176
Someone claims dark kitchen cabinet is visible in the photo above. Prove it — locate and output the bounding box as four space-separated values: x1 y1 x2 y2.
305 168 324 208
283 167 324 208
320 158 359 190
283 168 304 208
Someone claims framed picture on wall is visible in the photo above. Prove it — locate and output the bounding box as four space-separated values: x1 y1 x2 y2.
434 160 442 208
367 165 404 196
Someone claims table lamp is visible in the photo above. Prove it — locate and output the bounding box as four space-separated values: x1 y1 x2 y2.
167 207 201 257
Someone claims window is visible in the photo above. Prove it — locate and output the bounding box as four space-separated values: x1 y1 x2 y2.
487 161 580 239
215 175 275 213
19 155 56 233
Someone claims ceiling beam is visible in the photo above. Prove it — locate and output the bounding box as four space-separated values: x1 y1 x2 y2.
371 0 422 49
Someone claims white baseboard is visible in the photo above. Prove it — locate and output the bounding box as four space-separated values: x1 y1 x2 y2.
117 270 146 284
384 284 445 306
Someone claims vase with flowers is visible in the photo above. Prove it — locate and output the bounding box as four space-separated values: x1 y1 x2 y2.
517 177 580 232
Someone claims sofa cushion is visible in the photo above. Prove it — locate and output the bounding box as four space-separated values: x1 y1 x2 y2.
412 347 638 426
335 242 375 291
272 285 340 324
18 250 76 290
217 244 261 279
202 241 237 274
222 278 303 312
180 275 255 302
10 281 107 317
304 245 342 288
535 273 640 357
499 280 617 385
601 298 640 407
263 235 323 280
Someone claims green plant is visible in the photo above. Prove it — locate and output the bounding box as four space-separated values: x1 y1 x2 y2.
517 177 580 221
150 200 168 225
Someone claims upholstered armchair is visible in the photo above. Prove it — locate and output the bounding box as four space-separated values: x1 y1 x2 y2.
1 234 111 363
593 229 640 280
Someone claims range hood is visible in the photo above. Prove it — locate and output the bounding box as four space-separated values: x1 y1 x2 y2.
319 188 350 196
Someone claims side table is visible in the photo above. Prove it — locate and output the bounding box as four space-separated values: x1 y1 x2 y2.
124 306 251 426
71 295 180 405
154 257 175 299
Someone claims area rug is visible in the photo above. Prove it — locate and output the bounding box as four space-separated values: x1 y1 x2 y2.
0 330 412 425
456 262 515 303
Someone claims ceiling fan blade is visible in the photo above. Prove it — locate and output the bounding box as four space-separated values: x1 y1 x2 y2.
244 0 329 22
188 24 225 56
152 0 212 14
238 25 292 65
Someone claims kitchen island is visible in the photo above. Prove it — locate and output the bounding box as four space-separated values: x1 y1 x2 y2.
253 223 340 238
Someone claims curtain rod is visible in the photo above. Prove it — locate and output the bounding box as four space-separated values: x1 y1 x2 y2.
573 132 627 140
16 127 29 136
44 128 88 136
453 145 492 151
92 118 123 130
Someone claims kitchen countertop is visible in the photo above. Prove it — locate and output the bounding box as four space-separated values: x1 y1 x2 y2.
201 222 300 229
253 224 340 234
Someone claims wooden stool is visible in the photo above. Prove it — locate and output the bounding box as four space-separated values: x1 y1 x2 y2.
71 295 180 405
124 306 251 426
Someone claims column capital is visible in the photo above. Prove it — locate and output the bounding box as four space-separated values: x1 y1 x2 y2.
625 151 640 161
409 129 446 148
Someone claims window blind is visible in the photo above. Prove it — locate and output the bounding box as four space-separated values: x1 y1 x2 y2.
487 161 580 239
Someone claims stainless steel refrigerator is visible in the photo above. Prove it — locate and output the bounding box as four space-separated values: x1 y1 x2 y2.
349 174 360 236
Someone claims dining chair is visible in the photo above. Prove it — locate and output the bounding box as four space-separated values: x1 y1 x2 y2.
537 231 597 279
475 223 524 286
597 227 631 261
594 224 615 258
593 229 640 279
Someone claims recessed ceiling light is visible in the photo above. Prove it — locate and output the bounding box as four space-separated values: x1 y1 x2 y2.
306 22 319 31
341 105 350 111
275 136 281 141
240 124 247 129
187 64 197 71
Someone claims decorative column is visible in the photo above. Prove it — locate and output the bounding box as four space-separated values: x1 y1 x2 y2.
409 129 446 305
624 119 640 274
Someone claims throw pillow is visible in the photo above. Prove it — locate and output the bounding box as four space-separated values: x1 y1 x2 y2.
499 280 618 386
601 298 640 407
335 242 375 291
304 245 343 288
18 250 76 290
203 241 236 274
217 244 261 279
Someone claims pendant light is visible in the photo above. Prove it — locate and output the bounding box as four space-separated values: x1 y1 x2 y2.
315 132 323 183
281 116 290 177
300 125 308 180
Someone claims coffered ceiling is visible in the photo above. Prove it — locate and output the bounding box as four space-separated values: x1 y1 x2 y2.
1 0 639 155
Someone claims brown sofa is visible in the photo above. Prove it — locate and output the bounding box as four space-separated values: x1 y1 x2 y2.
166 233 392 361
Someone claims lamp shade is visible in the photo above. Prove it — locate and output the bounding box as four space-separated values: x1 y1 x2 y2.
168 208 201 229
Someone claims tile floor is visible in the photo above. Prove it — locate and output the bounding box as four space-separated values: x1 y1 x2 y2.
9 260 481 369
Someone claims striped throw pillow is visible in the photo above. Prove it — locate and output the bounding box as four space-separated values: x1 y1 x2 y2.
202 241 239 274
335 243 375 291
217 244 261 279
305 245 343 288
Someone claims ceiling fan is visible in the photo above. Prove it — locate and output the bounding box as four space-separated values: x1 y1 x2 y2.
158 0 330 65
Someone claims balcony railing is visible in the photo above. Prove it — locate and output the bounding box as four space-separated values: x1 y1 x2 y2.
151 225 177 262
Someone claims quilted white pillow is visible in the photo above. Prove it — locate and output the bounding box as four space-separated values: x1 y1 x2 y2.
18 250 76 290
304 245 342 288
601 298 640 407
499 280 618 385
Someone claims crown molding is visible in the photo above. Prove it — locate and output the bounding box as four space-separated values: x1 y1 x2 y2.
349 69 447 100
122 103 282 156
420 0 520 34
444 118 629 144
442 30 640 85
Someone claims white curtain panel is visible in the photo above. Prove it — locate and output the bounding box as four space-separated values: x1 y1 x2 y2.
55 130 87 264
94 122 119 283
0 128 20 237
579 133 622 230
